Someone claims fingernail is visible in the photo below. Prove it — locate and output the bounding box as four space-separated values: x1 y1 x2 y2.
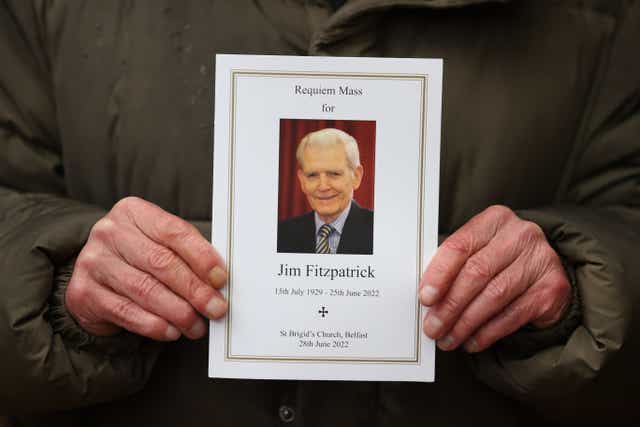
206 296 228 319
426 315 442 334
166 325 181 341
189 320 207 338
465 338 479 353
420 285 438 305
207 266 227 289
438 335 455 350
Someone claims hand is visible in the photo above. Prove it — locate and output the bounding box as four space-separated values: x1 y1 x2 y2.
420 205 571 353
66 197 228 342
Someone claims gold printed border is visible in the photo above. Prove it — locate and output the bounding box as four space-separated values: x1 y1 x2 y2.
225 70 428 364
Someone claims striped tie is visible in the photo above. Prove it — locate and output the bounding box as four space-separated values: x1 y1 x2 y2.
316 224 333 254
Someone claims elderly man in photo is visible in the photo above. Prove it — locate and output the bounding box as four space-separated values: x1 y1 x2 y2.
278 128 374 255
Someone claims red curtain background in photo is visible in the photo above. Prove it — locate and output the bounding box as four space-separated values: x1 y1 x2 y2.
278 119 376 223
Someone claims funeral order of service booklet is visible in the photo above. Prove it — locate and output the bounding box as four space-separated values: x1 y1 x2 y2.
210 54 442 382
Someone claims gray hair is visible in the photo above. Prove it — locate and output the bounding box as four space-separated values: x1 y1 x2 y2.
296 128 361 171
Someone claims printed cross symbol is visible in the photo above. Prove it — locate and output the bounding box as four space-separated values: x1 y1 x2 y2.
318 307 328 318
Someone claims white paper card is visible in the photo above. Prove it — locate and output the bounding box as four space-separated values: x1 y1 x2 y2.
210 54 442 382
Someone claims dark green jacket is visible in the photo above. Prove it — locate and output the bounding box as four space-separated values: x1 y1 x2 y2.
1 1 639 426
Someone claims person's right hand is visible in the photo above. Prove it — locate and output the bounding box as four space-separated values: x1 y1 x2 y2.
65 197 228 341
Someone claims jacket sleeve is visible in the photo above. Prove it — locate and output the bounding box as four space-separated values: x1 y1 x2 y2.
0 2 161 413
471 2 640 423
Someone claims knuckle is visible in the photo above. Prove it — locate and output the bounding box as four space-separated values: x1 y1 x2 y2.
113 196 143 212
192 239 214 263
484 280 510 303
426 258 450 281
89 218 116 242
455 315 476 336
147 246 176 271
132 273 161 300
463 256 492 282
506 299 535 325
500 300 521 320
440 295 463 317
519 221 544 243
76 248 100 271
110 299 138 324
486 205 513 222
443 234 473 257
156 216 191 243
182 234 212 267
186 274 209 303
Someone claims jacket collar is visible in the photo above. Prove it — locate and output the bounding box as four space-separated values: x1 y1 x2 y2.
363 0 507 7
336 0 509 16
310 0 509 53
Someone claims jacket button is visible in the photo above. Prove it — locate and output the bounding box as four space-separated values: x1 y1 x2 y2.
279 405 295 423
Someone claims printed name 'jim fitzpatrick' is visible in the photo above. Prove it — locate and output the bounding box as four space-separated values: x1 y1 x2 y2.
210 54 442 382
277 263 375 280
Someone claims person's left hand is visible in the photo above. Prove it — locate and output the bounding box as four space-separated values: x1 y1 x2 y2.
419 205 571 353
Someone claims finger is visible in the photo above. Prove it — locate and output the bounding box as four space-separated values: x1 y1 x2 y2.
105 222 228 319
91 251 207 339
420 205 515 305
90 283 182 342
434 252 537 351
422 219 541 339
66 270 122 337
463 277 560 353
112 197 227 288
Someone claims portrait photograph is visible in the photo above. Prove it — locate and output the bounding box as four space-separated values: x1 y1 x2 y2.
277 119 376 255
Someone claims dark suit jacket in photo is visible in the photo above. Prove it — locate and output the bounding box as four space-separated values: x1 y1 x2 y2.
277 201 374 254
